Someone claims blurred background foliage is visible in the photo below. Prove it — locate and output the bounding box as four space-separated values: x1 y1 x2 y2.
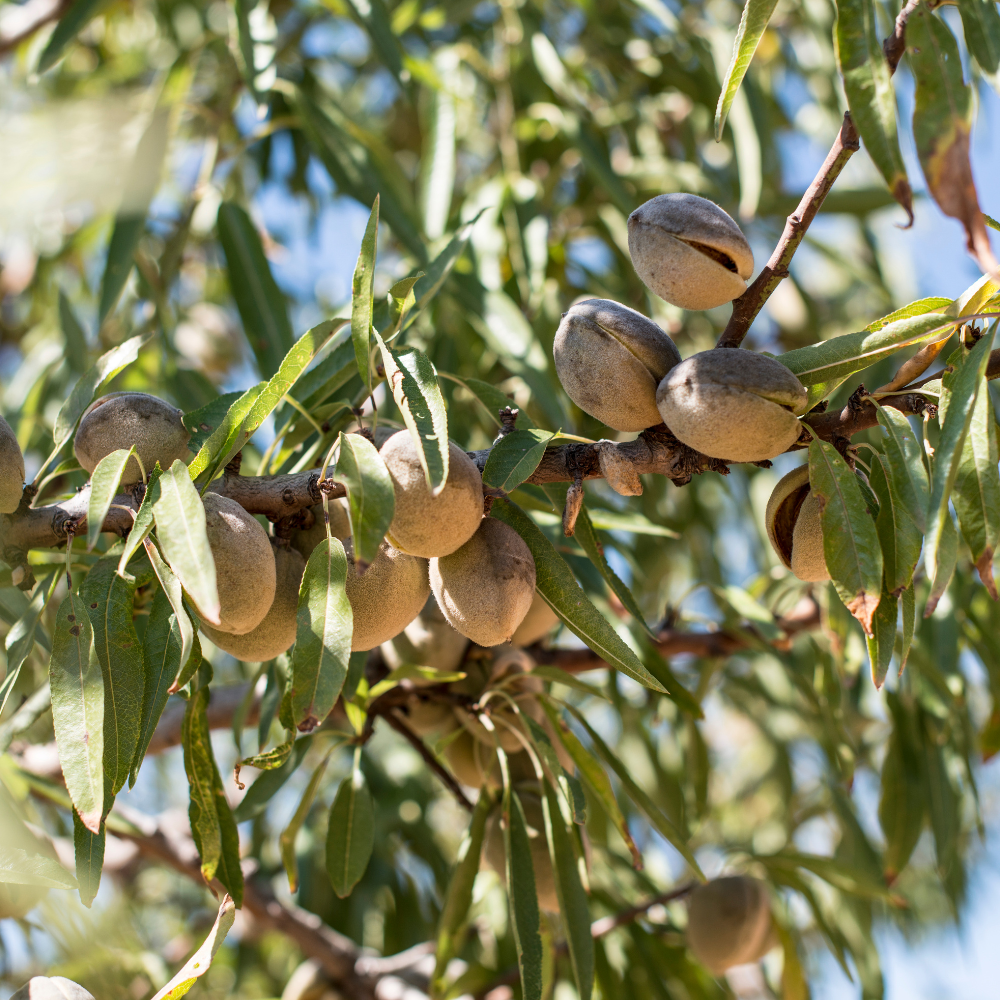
1 0 1000 995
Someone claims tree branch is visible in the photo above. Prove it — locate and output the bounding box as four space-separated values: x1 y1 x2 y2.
883 0 921 75
715 112 861 349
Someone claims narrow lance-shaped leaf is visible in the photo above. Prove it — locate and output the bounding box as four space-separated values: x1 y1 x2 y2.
183 686 222 883
714 0 780 140
375 333 450 495
87 448 137 550
183 392 245 452
2 572 58 716
490 500 665 693
290 537 353 732
38 0 110 72
326 749 375 898
879 693 926 879
119 463 161 576
150 894 236 1000
153 460 220 625
870 452 922 594
186 383 266 481
957 0 1000 77
213 762 244 908
442 372 536 430
483 429 554 493
505 785 543 1000
81 556 144 803
900 582 916 673
809 440 883 634
909 4 1000 277
143 538 196 693
352 198 379 394
73 810 104 908
280 752 334 893
834 0 912 218
865 583 898 689
59 289 88 370
217 201 294 378
50 592 104 833
876 404 929 532
0 846 77 889
522 715 587 823
541 780 594 1000
98 216 145 327
926 508 960 617
235 735 314 822
925 333 992 585
336 432 395 569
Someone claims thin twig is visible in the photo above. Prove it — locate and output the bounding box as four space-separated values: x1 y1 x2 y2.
715 112 861 349
883 0 920 75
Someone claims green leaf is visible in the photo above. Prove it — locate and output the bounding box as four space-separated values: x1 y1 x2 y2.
541 780 593 1000
153 460 220 626
2 572 59 715
483 430 554 493
925 334 993 586
583 509 679 538
87 447 136 549
234 735 314 822
522 715 587 823
375 333 450 495
952 381 1000 597
875 405 929 533
489 500 665 693
431 791 493 997
900 582 915 672
919 709 961 886
59 290 88 370
81 557 144 803
866 297 955 332
958 0 1000 75
183 687 221 883
0 845 77 889
150 894 236 1000
865 584 898 689
186 383 266 481
238 739 294 775
352 198 379 394
879 693 925 878
713 583 785 643
442 372 535 430
809 440 883 635
834 0 912 216
37 0 110 72
142 537 196 694
72 810 104 907
870 452 922 594
216 201 294 379
118 464 161 576
98 216 144 326
132 588 185 786
214 766 243 908
234 0 258 100
49 592 104 833
280 752 333 893
336 433 395 568
290 537 353 732
714 0 780 140
326 754 375 898
52 331 151 455
183 392 244 452
926 508 959 617
504 787 543 1000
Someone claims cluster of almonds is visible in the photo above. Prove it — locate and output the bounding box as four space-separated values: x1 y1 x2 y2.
555 194 809 465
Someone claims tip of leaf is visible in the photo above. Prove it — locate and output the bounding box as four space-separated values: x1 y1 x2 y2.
78 807 102 835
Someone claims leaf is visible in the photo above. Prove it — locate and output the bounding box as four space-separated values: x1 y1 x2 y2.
0 845 77 889
49 592 104 833
234 735 314 822
541 780 594 1000
375 334 450 495
186 383 266 481
153 461 220 625
290 537 353 732
216 201 295 378
483 430 555 492
352 198 379 394
879 693 925 879
59 290 88 370
183 687 221 883
713 583 785 643
143 539 196 694
280 753 332 893
98 216 145 326
541 701 643 869
909 4 1000 277
865 584 898 689
870 453 922 594
132 588 185 786
238 739 294 776
876 405 929 533
52 331 151 454
326 756 375 898
87 447 136 549
336 433 395 568
213 767 243 908
489 500 665 693
442 372 535 429
409 216 483 325
505 787 543 1000
431 791 493 997
234 0 257 100
118 464 161 576
183 392 244 452
900 583 916 672
809 440 883 634
714 0 780 140
583 509 680 538
150 894 236 1000
866 297 954 332
73 810 104 907
834 0 912 217
522 715 587 823
925 333 992 586
3 572 59 715
925 508 959 617
81 557 144 803
37 0 110 72
951 382 1000 597
957 0 1000 76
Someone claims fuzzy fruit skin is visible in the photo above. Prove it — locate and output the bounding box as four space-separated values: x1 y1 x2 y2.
431 518 536 647
0 413 25 513
764 465 830 581
74 392 191 485
379 431 484 558
198 492 276 635
345 539 430 651
686 876 774 974
400 697 460 736
445 730 535 787
290 500 352 560
484 792 560 912
553 298 681 431
510 591 559 646
656 350 808 462
201 545 304 661
628 194 754 310
381 595 468 672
